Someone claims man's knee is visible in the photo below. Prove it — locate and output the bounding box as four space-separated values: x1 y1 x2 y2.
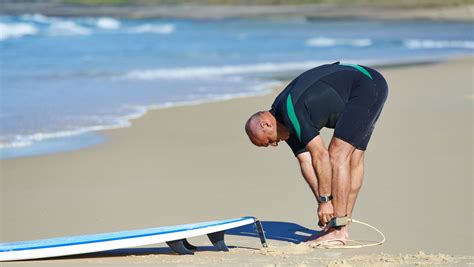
328 137 355 167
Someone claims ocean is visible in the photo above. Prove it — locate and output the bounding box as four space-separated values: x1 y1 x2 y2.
0 14 473 159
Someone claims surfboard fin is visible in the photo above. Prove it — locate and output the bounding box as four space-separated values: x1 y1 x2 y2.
207 231 229 252
183 239 197 250
166 239 195 255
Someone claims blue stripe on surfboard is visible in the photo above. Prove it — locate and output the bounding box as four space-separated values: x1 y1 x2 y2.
0 217 255 252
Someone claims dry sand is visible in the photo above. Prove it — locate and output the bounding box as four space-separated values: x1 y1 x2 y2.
1 58 473 266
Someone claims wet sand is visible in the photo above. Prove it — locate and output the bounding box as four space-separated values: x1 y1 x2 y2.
1 57 473 265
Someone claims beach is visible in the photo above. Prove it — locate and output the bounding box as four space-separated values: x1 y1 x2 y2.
1 57 473 265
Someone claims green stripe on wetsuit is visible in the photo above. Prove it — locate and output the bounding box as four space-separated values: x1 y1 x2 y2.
340 63 373 80
286 93 302 142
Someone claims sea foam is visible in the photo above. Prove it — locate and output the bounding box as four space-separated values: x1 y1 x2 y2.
96 17 121 30
46 20 91 36
123 61 327 80
0 107 147 150
0 85 276 151
404 39 474 49
306 37 373 47
19 13 51 24
0 22 38 41
129 24 175 34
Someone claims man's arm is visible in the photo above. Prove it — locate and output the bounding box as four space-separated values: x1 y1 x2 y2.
296 152 319 202
305 135 334 225
306 136 332 197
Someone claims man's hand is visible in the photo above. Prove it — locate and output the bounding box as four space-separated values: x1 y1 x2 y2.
318 202 334 226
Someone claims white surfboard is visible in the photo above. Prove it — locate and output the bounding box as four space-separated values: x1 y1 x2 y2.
0 216 267 261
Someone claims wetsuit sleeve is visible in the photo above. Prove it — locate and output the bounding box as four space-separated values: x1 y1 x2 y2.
287 98 321 148
299 119 320 148
285 134 307 156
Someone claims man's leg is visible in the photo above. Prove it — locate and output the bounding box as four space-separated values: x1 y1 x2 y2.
328 137 355 218
307 137 355 245
347 150 365 217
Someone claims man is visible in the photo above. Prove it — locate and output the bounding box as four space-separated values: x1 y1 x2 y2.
245 62 388 246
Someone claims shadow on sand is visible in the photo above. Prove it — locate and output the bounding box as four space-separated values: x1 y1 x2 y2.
227 220 319 244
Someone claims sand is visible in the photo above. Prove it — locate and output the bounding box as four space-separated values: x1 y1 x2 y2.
0 58 473 266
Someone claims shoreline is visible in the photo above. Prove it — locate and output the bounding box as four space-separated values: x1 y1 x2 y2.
1 55 469 160
0 3 473 21
1 57 473 265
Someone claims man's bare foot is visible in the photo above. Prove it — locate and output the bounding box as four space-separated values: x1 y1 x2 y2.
305 225 331 242
306 226 349 247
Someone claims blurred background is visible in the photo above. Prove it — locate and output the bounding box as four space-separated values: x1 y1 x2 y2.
1 0 473 159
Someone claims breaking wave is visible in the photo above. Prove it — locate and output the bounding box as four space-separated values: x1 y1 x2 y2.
0 87 274 150
306 37 373 47
404 39 474 49
123 61 327 80
95 17 121 30
0 22 38 41
128 24 175 34
46 20 91 36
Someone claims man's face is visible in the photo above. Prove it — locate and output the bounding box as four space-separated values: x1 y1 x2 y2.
253 126 280 147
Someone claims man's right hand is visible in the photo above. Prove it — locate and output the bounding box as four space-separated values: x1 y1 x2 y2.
318 201 334 226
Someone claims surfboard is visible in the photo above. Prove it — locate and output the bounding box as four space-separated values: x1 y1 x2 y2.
0 216 267 261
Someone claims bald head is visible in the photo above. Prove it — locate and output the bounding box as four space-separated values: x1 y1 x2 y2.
245 111 281 147
245 112 265 146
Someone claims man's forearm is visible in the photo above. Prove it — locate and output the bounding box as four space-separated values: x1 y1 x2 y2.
312 152 332 197
299 160 320 200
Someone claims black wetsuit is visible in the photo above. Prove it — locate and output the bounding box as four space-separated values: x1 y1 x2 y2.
270 62 388 156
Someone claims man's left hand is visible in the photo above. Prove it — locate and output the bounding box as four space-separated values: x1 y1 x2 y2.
318 201 334 226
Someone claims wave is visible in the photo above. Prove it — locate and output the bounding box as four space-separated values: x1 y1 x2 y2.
0 85 275 150
122 55 457 81
0 126 113 149
0 18 177 42
0 107 147 149
404 39 474 49
95 17 121 30
306 37 372 47
123 61 327 80
17 14 173 36
0 22 38 41
19 13 51 24
46 20 91 36
19 14 94 36
128 23 175 34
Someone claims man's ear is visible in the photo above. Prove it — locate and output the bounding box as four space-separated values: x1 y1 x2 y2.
260 120 272 129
